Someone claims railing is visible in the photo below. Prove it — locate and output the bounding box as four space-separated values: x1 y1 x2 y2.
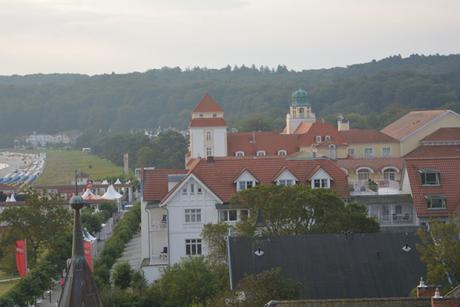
350 180 401 195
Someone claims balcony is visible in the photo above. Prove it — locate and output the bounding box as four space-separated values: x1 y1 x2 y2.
367 203 416 226
350 180 402 196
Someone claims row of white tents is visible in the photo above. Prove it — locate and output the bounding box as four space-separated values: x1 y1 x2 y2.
81 184 122 201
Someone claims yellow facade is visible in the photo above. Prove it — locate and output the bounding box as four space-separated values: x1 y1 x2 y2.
399 112 460 156
346 142 401 159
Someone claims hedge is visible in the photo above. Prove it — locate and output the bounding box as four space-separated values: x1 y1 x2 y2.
94 203 141 286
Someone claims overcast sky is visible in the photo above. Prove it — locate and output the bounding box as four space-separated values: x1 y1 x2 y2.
1 0 459 75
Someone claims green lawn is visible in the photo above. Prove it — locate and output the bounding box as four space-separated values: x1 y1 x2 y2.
34 150 124 185
0 280 17 297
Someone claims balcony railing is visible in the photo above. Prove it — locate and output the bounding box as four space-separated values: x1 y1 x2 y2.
350 180 401 195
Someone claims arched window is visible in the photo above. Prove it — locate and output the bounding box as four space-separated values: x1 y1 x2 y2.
277 150 287 156
235 151 245 157
383 168 397 181
256 150 266 157
357 169 371 181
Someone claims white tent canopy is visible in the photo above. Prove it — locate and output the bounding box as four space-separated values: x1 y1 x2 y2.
101 180 109 185
102 185 122 200
114 178 122 185
82 188 101 201
6 193 16 202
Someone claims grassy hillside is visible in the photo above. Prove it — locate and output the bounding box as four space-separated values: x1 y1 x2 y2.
34 150 123 185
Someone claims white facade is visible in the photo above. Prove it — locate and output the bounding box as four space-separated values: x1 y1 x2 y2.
189 127 227 158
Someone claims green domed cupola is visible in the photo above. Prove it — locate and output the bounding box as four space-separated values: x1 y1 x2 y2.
291 89 310 106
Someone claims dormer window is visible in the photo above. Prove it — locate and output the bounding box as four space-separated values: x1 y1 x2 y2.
256 150 266 157
277 150 287 156
235 151 245 157
278 179 294 186
213 113 217 118
235 170 258 191
199 113 204 118
419 169 440 186
325 135 331 141
310 168 332 189
315 136 322 143
238 181 254 191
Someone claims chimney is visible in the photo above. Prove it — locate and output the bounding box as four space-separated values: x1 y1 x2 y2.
337 118 350 131
416 277 437 298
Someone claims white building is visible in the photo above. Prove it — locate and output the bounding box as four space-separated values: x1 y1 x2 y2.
140 155 349 283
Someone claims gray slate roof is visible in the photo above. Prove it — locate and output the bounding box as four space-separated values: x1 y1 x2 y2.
229 232 425 299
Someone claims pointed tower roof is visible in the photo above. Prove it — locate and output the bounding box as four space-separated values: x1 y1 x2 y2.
58 195 103 307
192 93 223 113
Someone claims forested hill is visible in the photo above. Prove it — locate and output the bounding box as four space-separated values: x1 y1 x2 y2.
1 54 460 139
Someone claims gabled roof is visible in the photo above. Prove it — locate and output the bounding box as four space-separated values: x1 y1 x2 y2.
189 118 227 127
421 127 460 142
271 167 299 182
227 132 299 156
143 169 188 202
192 93 223 113
381 110 452 141
297 122 347 147
339 129 398 144
188 156 349 201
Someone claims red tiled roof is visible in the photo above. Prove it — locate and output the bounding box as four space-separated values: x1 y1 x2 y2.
192 93 223 113
188 156 349 202
142 169 188 202
339 129 398 144
0 184 18 191
337 158 403 172
381 110 448 140
227 132 300 156
189 118 227 127
405 157 460 217
421 127 460 142
405 145 460 158
297 122 347 147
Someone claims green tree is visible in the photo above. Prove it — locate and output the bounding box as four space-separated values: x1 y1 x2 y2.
236 114 276 132
417 215 460 291
112 262 133 289
0 191 72 267
235 268 302 307
232 184 378 236
154 257 227 307
202 222 230 263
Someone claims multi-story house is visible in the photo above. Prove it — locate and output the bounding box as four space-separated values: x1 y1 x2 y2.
401 128 460 225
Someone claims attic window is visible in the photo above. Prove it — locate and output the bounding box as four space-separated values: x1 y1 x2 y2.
256 150 266 157
419 169 440 186
199 113 204 118
425 195 447 210
213 113 217 118
235 151 245 157
315 136 322 143
325 135 331 141
277 150 287 156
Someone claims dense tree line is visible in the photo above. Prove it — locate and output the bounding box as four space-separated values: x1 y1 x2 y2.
75 130 187 169
1 55 460 147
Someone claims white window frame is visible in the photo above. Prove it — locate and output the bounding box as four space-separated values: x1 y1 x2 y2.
219 209 238 222
382 147 391 157
325 135 331 141
364 147 374 158
235 151 245 157
425 195 447 210
206 131 212 142
277 179 295 186
206 147 213 157
185 239 202 255
277 150 287 156
315 136 322 143
184 208 201 223
419 170 440 186
238 180 255 191
383 168 396 181
256 150 266 157
313 178 330 188
357 169 371 181
347 148 355 157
